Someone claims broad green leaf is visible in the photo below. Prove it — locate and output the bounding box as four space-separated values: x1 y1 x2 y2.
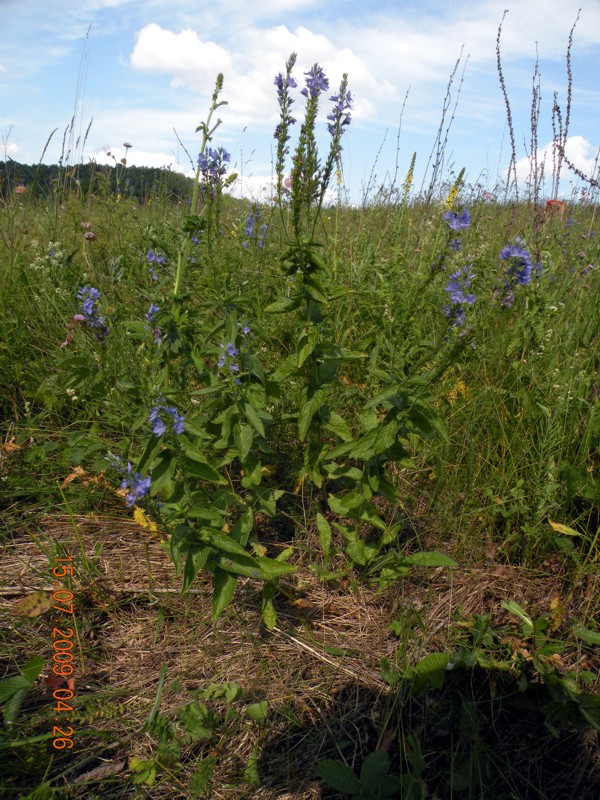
298 388 326 441
244 403 266 437
234 423 253 463
317 760 362 794
182 545 211 593
211 567 238 619
296 327 320 368
183 449 226 483
246 701 268 723
410 652 450 696
360 750 390 790
571 623 600 645
264 296 303 314
404 552 457 568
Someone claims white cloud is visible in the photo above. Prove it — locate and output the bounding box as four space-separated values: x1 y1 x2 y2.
130 23 234 90
513 135 600 188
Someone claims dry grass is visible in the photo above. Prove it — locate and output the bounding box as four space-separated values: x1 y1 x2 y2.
1 512 599 798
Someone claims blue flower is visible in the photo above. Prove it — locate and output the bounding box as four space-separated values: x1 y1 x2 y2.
443 265 476 327
75 286 108 340
301 64 329 99
443 208 471 231
197 147 231 186
499 239 534 286
145 304 160 324
149 396 185 437
146 249 166 265
117 461 152 507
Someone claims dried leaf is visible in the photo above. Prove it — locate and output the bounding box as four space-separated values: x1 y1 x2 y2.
12 590 52 618
133 506 158 532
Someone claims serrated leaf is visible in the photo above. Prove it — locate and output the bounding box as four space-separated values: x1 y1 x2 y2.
317 760 362 794
360 750 390 790
410 652 450 696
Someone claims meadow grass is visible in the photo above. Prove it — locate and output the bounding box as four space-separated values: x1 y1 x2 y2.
0 57 599 799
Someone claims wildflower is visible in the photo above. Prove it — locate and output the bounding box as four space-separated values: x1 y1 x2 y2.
75 286 108 339
197 147 231 186
121 463 152 507
499 238 534 286
442 265 476 327
449 238 462 252
145 304 160 324
216 341 241 378
149 396 185 437
146 249 166 265
15 185 26 195
443 207 471 231
301 64 329 99
83 230 97 241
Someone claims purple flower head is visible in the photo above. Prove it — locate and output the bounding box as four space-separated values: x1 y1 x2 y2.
443 208 471 231
149 396 185 437
499 238 534 286
442 265 476 327
75 286 108 339
274 72 297 105
450 238 462 252
244 213 255 237
120 462 152 507
326 89 353 135
145 304 161 324
197 147 231 185
301 64 329 99
146 249 166 265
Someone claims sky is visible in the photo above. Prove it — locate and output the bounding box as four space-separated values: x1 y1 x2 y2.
1 0 599 204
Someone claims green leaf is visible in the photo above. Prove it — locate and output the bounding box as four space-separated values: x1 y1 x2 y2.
234 423 253 463
404 552 457 568
264 296 303 314
19 657 45 685
182 545 211 593
298 388 326 440
501 600 534 635
296 327 320 368
3 688 29 725
317 760 362 794
360 750 390 791
244 403 266 437
316 513 332 562
183 448 227 483
571 623 600 645
410 652 450 696
211 567 238 619
246 700 268 723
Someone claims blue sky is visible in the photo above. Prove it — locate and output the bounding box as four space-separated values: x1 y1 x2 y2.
1 0 599 203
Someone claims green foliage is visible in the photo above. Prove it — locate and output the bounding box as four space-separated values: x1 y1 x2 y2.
0 657 45 727
318 751 403 799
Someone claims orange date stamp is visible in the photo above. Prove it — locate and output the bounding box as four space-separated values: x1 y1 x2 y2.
50 553 77 750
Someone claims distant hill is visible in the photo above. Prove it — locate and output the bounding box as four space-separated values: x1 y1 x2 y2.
0 160 195 202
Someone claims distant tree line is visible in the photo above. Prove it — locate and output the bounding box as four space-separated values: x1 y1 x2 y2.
0 160 195 202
